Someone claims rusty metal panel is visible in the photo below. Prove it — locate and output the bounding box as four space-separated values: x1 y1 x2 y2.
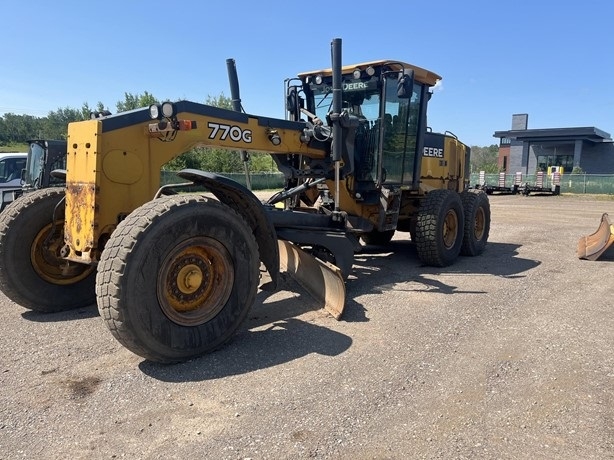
65 119 101 262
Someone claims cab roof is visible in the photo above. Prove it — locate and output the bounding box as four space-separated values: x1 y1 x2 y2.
297 59 441 87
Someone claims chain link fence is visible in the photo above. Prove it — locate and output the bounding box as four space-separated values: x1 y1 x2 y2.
162 170 614 195
160 170 285 190
470 173 614 195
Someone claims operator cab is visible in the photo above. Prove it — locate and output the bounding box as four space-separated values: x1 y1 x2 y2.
24 140 67 191
0 152 27 211
293 60 440 199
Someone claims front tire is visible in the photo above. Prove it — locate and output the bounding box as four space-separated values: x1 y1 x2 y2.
460 189 491 256
96 195 260 363
415 189 464 267
0 188 96 312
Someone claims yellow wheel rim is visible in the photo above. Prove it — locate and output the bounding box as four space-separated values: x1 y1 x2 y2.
158 237 234 326
30 220 94 285
474 207 486 240
442 210 459 249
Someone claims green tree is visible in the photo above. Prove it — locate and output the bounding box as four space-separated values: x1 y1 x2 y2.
116 91 158 112
164 93 278 173
41 106 87 139
470 144 499 173
0 90 281 171
80 101 108 120
250 153 277 172
205 93 233 110
0 113 42 144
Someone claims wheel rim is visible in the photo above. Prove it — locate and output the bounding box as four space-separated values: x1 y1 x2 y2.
31 220 95 285
158 237 234 326
473 206 486 240
442 210 459 249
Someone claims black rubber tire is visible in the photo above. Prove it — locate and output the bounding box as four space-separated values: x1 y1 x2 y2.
460 189 491 256
0 188 96 312
415 189 464 267
96 195 260 363
361 229 395 246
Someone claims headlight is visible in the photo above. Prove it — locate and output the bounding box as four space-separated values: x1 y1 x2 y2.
149 104 160 120
161 102 175 118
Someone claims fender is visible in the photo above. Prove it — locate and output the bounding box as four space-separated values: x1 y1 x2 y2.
177 169 279 290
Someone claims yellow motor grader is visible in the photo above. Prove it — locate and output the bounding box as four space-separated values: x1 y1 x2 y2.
0 39 490 362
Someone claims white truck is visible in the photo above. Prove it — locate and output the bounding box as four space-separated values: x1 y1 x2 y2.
0 152 28 211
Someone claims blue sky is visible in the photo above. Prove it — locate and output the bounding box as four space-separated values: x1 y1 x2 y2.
2 1 612 146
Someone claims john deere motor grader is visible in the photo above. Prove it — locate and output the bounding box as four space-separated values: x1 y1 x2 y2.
0 39 490 363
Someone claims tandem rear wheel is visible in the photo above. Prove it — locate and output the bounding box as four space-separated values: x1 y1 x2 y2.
415 189 465 267
460 189 491 256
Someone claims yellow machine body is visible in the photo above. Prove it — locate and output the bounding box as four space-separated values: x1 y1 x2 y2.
0 40 489 363
64 106 327 264
421 132 470 193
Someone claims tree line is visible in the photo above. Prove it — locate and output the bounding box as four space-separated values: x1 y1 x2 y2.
0 93 158 144
469 145 499 173
0 92 499 173
0 92 277 173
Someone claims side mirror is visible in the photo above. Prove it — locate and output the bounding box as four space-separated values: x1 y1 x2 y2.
286 87 303 120
50 169 67 181
397 69 414 99
286 89 296 113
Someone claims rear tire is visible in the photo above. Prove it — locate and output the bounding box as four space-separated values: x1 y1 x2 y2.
460 189 490 256
415 189 464 267
0 188 96 312
96 195 259 363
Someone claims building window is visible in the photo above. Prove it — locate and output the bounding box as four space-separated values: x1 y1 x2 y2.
500 137 511 146
536 154 574 173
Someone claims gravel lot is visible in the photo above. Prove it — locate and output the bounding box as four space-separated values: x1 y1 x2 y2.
0 194 613 459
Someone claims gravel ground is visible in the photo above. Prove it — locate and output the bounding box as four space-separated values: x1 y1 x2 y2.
0 194 613 459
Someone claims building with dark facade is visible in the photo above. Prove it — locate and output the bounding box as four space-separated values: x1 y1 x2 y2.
493 114 613 174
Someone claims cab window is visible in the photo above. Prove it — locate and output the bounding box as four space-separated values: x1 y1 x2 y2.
0 157 26 183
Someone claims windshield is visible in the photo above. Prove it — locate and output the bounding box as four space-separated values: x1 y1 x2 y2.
311 77 381 127
381 77 423 183
0 156 26 185
311 77 382 183
25 143 45 188
309 74 425 186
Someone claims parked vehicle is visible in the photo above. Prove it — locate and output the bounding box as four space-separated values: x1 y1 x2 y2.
0 152 27 211
0 39 490 363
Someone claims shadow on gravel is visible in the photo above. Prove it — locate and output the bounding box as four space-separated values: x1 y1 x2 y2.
346 240 541 298
19 239 540 381
139 292 352 382
139 239 540 382
21 303 98 322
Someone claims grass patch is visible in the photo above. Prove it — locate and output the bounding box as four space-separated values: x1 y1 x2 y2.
0 143 28 153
